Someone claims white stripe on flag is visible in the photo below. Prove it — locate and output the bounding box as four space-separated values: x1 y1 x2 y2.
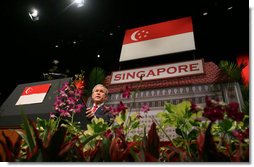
15 93 47 105
119 32 195 62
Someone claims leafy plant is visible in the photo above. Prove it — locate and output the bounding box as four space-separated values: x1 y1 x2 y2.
84 67 106 98
156 97 249 162
219 60 249 115
1 67 249 162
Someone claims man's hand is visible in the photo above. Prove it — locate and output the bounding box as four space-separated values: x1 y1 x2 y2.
86 107 95 119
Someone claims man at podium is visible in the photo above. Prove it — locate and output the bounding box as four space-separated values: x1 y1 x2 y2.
85 84 114 125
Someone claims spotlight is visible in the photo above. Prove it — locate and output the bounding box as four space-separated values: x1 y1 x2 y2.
73 0 86 8
29 8 39 21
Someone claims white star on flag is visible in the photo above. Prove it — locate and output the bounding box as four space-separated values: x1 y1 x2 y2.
131 30 149 41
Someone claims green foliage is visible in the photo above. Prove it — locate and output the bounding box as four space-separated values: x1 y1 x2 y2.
115 111 141 140
84 67 106 97
1 98 249 162
156 99 249 162
1 66 249 162
157 101 195 136
219 60 242 81
14 115 81 161
17 112 36 151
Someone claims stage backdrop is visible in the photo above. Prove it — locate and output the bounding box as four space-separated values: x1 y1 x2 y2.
0 78 71 128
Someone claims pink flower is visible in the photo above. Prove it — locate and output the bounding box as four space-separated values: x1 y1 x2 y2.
141 103 150 113
122 86 131 99
53 82 84 118
50 112 56 119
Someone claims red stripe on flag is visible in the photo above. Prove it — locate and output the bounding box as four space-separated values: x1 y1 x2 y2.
21 84 51 96
123 17 193 44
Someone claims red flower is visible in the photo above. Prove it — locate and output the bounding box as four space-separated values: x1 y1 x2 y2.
227 102 244 122
232 130 245 141
74 79 85 90
203 106 225 122
205 96 213 107
117 101 127 113
104 129 113 139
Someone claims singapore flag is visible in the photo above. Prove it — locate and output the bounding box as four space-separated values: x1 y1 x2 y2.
119 17 196 62
16 84 51 105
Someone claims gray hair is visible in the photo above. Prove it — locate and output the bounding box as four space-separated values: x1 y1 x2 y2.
92 84 109 95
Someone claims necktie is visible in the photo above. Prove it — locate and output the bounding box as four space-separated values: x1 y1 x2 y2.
92 105 98 113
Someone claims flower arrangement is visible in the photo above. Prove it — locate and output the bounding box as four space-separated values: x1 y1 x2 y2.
0 62 249 162
53 81 84 119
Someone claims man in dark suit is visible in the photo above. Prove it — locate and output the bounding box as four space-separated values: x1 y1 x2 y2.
85 84 113 125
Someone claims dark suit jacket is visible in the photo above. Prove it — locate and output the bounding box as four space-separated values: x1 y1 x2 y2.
74 103 113 130
94 104 114 124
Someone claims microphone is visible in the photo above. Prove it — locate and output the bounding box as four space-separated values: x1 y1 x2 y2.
43 73 66 79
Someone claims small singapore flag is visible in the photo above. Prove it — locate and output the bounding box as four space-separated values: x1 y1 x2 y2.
16 84 51 105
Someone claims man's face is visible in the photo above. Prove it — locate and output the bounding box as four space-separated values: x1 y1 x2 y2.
92 85 108 104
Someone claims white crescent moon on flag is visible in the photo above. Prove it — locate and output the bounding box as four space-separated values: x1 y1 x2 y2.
25 87 33 94
130 30 140 41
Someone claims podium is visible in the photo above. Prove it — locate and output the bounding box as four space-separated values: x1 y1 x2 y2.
0 78 73 128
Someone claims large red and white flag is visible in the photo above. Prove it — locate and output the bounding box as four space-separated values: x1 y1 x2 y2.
16 84 51 105
119 17 195 62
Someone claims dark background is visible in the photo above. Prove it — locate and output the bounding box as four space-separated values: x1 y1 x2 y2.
0 0 249 105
